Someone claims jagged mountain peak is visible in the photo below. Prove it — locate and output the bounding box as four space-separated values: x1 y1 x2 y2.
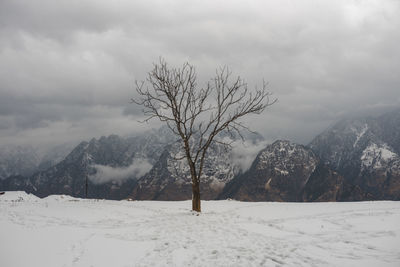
0 128 180 199
309 109 400 169
260 140 307 155
220 140 341 202
309 109 400 200
2 110 399 201
255 140 318 174
311 118 371 146
129 131 264 201
309 117 378 170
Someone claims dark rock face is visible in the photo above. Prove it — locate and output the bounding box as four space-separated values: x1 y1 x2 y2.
220 140 343 202
309 109 400 201
301 163 344 202
0 175 31 192
349 142 400 200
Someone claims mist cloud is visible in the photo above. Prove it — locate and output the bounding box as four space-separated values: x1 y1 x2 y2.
89 158 152 184
231 140 271 172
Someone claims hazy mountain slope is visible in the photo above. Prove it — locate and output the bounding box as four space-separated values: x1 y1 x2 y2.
0 143 74 180
370 109 400 154
220 140 344 201
2 110 399 202
0 128 178 199
0 145 41 180
309 109 400 200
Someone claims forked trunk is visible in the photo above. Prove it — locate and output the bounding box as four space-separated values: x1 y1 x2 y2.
192 180 201 212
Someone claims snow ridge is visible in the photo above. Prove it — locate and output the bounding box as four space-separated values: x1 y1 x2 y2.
353 124 368 148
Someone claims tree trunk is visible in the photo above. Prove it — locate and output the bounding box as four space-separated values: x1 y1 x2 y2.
192 180 201 212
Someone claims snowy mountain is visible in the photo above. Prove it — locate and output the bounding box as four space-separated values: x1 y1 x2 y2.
0 145 41 180
1 109 399 202
1 127 262 200
0 143 74 180
0 127 178 199
369 108 400 154
129 130 265 200
37 143 76 171
130 138 241 200
309 109 400 200
220 140 344 201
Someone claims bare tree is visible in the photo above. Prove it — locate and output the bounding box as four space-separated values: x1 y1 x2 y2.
133 59 276 212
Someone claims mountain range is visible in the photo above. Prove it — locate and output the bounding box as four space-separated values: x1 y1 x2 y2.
1 109 399 201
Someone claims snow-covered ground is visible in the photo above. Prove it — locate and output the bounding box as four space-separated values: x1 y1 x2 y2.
1 192 399 267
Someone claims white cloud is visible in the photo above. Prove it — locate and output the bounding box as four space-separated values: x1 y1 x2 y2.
231 140 271 172
89 159 152 184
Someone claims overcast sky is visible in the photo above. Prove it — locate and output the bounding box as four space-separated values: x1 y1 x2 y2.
0 0 399 149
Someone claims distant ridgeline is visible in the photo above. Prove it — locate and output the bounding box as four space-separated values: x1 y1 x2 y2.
1 109 400 201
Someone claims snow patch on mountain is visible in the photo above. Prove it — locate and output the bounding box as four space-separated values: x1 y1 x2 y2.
274 167 289 175
361 143 398 170
165 140 239 186
353 123 368 148
257 140 318 176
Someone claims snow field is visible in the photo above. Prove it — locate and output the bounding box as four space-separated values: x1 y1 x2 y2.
1 191 400 267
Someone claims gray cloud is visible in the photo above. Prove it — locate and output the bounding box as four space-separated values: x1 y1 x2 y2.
0 0 399 148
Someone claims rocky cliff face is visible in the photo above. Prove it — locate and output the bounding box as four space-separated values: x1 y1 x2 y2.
309 109 400 200
220 140 344 202
301 163 344 202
